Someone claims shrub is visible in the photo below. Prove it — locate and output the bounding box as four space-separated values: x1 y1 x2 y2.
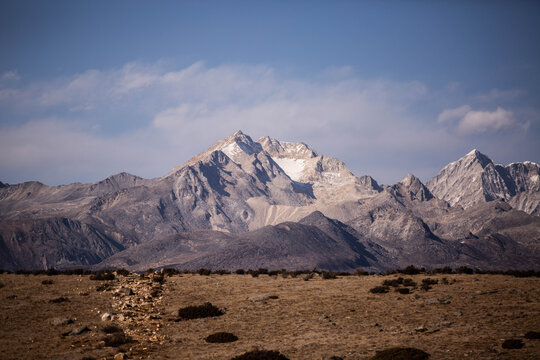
231 350 290 360
161 268 181 277
177 302 224 320
420 283 432 291
42 279 53 285
355 268 368 276
369 286 389 294
383 278 403 287
396 288 410 294
322 271 337 280
268 270 280 276
400 265 423 275
234 269 245 275
524 331 540 339
371 347 430 360
50 296 69 303
457 266 474 274
403 278 417 287
214 269 231 275
433 267 454 274
103 332 131 347
90 271 115 281
204 332 238 343
102 324 123 334
198 268 212 276
116 269 131 276
422 278 438 286
502 339 524 349
303 273 315 281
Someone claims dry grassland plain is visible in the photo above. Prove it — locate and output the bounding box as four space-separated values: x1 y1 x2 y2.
0 273 539 360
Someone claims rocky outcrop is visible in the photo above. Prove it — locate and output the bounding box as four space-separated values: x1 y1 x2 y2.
427 149 539 214
0 132 538 271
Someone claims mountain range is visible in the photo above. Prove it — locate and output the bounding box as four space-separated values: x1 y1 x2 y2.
1 130 539 271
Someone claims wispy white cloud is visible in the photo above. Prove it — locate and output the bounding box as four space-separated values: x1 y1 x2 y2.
1 71 20 82
457 107 524 135
0 61 537 185
437 105 471 123
476 88 525 102
438 105 529 135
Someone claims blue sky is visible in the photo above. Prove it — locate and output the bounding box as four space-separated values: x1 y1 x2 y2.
1 0 539 185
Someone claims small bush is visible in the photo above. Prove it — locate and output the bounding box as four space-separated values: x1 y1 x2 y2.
268 270 280 276
355 268 368 276
177 302 223 320
204 332 238 343
234 269 245 275
502 339 524 349
42 279 53 285
231 350 290 360
303 273 315 281
198 268 212 276
422 278 438 286
403 278 417 287
50 296 69 303
214 269 231 275
396 288 410 294
102 324 123 334
322 271 337 280
420 283 432 291
103 332 131 347
457 266 474 274
432 267 454 274
371 347 430 360
369 286 389 294
90 271 115 281
383 278 403 287
116 269 131 276
524 331 540 339
400 265 423 275
161 268 181 277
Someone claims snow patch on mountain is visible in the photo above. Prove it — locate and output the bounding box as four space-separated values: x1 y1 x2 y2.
272 158 306 182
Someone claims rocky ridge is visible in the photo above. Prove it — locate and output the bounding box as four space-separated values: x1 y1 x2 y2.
0 131 539 271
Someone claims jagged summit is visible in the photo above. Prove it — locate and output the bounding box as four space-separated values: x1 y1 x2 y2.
427 149 539 213
1 135 539 272
395 173 433 202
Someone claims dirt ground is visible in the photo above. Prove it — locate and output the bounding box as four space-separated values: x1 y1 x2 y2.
0 272 538 360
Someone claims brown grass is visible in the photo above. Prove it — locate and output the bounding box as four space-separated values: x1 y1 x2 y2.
0 273 539 359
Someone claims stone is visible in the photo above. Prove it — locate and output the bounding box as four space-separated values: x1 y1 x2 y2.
64 325 90 336
116 287 134 296
248 294 278 302
101 312 112 321
319 315 331 323
51 317 73 326
114 353 126 360
415 325 427 332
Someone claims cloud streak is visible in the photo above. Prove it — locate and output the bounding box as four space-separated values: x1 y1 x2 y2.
0 62 537 185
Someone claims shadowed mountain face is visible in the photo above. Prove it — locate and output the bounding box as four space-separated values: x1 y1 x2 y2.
1 131 538 271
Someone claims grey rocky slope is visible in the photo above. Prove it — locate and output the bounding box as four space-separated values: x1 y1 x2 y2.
0 131 539 271
427 149 540 215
